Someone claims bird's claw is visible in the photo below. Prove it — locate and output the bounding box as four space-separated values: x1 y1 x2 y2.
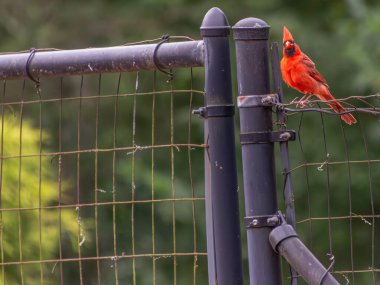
290 96 312 108
295 95 312 108
295 99 309 108
290 97 299 105
298 100 310 108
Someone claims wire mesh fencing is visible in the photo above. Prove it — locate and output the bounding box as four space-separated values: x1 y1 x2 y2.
0 9 240 284
2 9 380 285
280 95 380 284
0 64 208 284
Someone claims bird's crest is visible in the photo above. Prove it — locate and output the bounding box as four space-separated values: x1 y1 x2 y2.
283 26 294 43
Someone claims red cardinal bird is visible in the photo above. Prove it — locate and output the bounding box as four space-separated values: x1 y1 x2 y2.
280 26 357 125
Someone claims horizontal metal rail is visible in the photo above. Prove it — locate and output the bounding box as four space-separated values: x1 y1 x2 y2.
0 40 204 80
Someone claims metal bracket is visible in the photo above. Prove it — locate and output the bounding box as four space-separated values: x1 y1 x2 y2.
245 213 282 229
192 104 235 118
240 130 296 144
237 94 278 108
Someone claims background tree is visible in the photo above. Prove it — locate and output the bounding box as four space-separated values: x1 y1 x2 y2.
0 114 79 284
0 0 379 283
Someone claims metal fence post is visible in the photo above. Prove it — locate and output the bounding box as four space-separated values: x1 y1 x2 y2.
232 18 282 285
198 7 244 285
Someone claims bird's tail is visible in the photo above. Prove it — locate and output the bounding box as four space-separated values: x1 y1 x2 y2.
329 102 357 125
318 89 357 125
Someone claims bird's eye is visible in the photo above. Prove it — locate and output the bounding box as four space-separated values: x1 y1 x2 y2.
284 40 294 48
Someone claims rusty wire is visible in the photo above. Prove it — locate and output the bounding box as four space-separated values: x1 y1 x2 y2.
0 35 196 56
0 66 206 284
282 94 380 284
0 252 207 267
276 94 380 117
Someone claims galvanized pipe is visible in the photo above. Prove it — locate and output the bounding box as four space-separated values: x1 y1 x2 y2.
270 224 340 285
0 40 204 80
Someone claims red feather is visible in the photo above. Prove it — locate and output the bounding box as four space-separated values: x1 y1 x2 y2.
280 26 356 125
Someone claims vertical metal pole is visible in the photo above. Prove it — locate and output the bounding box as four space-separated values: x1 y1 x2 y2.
200 7 243 285
232 18 282 285
271 42 299 285
270 42 297 230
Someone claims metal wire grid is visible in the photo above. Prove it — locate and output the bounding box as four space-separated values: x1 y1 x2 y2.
281 96 380 284
0 69 207 284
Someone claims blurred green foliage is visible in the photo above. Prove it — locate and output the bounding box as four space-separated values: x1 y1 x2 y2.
0 115 79 284
0 0 380 284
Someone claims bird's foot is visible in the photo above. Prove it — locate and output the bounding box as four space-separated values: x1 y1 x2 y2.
295 99 309 108
290 97 299 105
298 99 310 108
296 95 312 108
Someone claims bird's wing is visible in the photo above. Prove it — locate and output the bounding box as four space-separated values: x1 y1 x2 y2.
301 53 328 87
289 65 318 94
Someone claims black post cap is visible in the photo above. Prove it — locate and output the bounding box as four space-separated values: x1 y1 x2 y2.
232 17 270 40
200 7 230 37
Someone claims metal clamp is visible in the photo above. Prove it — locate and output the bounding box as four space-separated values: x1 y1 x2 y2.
240 130 296 144
192 104 235 118
237 94 278 108
245 214 282 229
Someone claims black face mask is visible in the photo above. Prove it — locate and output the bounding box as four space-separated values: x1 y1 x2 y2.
284 40 295 57
285 46 296 56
